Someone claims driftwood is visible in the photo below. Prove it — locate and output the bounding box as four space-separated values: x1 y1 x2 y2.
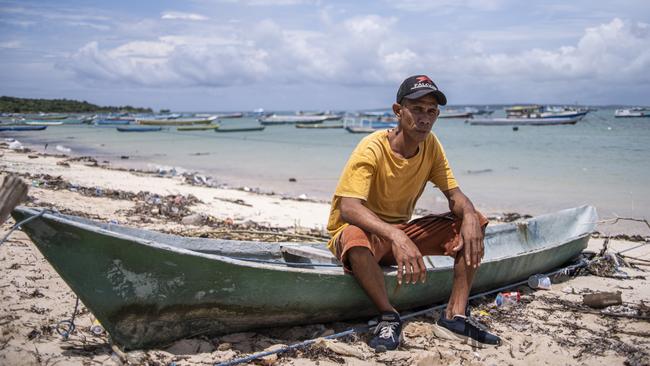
0 174 28 225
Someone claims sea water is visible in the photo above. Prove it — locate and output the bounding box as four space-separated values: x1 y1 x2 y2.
5 108 649 226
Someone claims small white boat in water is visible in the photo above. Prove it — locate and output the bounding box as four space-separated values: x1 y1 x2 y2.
470 117 580 126
259 114 329 125
438 110 473 119
505 105 588 120
137 116 217 125
343 117 397 133
614 108 650 118
24 121 64 126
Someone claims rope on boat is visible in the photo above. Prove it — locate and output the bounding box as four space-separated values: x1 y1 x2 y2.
0 208 47 247
56 296 80 340
214 257 590 366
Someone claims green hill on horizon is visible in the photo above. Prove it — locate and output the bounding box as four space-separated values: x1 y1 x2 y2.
0 96 152 113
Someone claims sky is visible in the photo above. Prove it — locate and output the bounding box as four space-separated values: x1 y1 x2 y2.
0 0 649 111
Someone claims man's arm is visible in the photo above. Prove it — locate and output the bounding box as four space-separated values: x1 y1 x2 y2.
443 187 484 268
340 197 426 285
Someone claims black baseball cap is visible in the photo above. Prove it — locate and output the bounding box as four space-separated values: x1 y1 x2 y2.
396 75 447 105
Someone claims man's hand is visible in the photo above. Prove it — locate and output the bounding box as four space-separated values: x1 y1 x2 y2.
451 213 484 268
389 229 426 285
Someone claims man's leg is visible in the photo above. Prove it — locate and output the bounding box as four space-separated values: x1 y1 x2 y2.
400 213 487 316
336 226 402 352
403 213 500 346
446 251 477 318
347 247 395 313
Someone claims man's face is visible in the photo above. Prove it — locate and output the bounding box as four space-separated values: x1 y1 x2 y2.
397 94 440 142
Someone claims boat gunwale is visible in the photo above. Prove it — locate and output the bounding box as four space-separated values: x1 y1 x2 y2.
14 205 596 276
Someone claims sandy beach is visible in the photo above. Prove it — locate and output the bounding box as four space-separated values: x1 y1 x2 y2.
1 143 649 366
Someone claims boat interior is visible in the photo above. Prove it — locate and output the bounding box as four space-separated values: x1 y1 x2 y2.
16 205 597 269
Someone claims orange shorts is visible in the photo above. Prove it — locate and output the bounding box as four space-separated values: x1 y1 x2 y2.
334 212 488 272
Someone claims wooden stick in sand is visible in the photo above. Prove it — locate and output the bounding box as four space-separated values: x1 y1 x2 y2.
0 174 29 225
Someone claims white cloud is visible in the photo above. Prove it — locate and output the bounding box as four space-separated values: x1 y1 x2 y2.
387 0 507 12
161 12 209 21
64 21 111 30
0 40 22 49
460 18 650 84
213 0 315 5
64 15 413 87
63 16 650 100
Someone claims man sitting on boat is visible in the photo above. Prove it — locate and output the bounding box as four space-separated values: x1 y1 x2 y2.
327 75 501 351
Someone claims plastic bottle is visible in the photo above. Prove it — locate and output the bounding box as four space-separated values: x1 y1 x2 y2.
495 291 521 307
90 319 104 335
527 274 552 290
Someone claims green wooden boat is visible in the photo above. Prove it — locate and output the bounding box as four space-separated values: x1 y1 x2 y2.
215 126 265 132
176 124 220 131
11 205 596 349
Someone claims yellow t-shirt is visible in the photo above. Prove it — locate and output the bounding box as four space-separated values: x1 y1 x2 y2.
326 129 458 253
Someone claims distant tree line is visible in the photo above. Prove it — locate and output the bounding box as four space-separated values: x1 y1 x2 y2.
0 96 153 113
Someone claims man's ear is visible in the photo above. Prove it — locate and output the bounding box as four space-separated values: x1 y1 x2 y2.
392 103 401 117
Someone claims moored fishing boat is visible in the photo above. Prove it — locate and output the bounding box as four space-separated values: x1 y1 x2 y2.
505 105 588 120
259 115 329 125
295 123 344 129
137 116 217 125
116 126 163 132
214 113 244 119
176 124 220 131
438 110 473 119
25 114 68 120
345 126 379 133
343 117 397 133
0 125 47 131
614 108 650 118
11 205 597 349
469 117 580 126
24 121 64 126
96 119 131 126
215 126 265 132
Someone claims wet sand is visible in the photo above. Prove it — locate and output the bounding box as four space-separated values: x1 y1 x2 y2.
1 145 649 365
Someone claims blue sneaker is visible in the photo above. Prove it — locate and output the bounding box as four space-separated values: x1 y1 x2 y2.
434 311 501 348
368 312 402 352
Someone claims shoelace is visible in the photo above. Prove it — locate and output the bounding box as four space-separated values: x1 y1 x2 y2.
375 321 399 340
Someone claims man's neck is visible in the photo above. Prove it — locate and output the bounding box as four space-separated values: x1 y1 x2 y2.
387 129 419 159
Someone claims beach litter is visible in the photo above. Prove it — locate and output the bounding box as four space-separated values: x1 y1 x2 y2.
8 140 24 151
181 213 206 226
55 145 71 154
130 193 201 220
582 291 623 308
63 155 99 166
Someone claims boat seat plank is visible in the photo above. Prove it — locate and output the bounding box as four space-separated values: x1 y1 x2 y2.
280 245 340 266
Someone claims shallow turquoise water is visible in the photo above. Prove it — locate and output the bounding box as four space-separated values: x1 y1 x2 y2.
4 108 649 221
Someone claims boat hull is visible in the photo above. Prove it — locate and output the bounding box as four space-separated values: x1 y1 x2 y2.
259 115 328 125
470 117 580 126
215 126 265 132
176 124 219 131
296 123 344 129
0 125 47 131
12 205 596 349
96 120 130 125
138 118 215 125
116 126 163 132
